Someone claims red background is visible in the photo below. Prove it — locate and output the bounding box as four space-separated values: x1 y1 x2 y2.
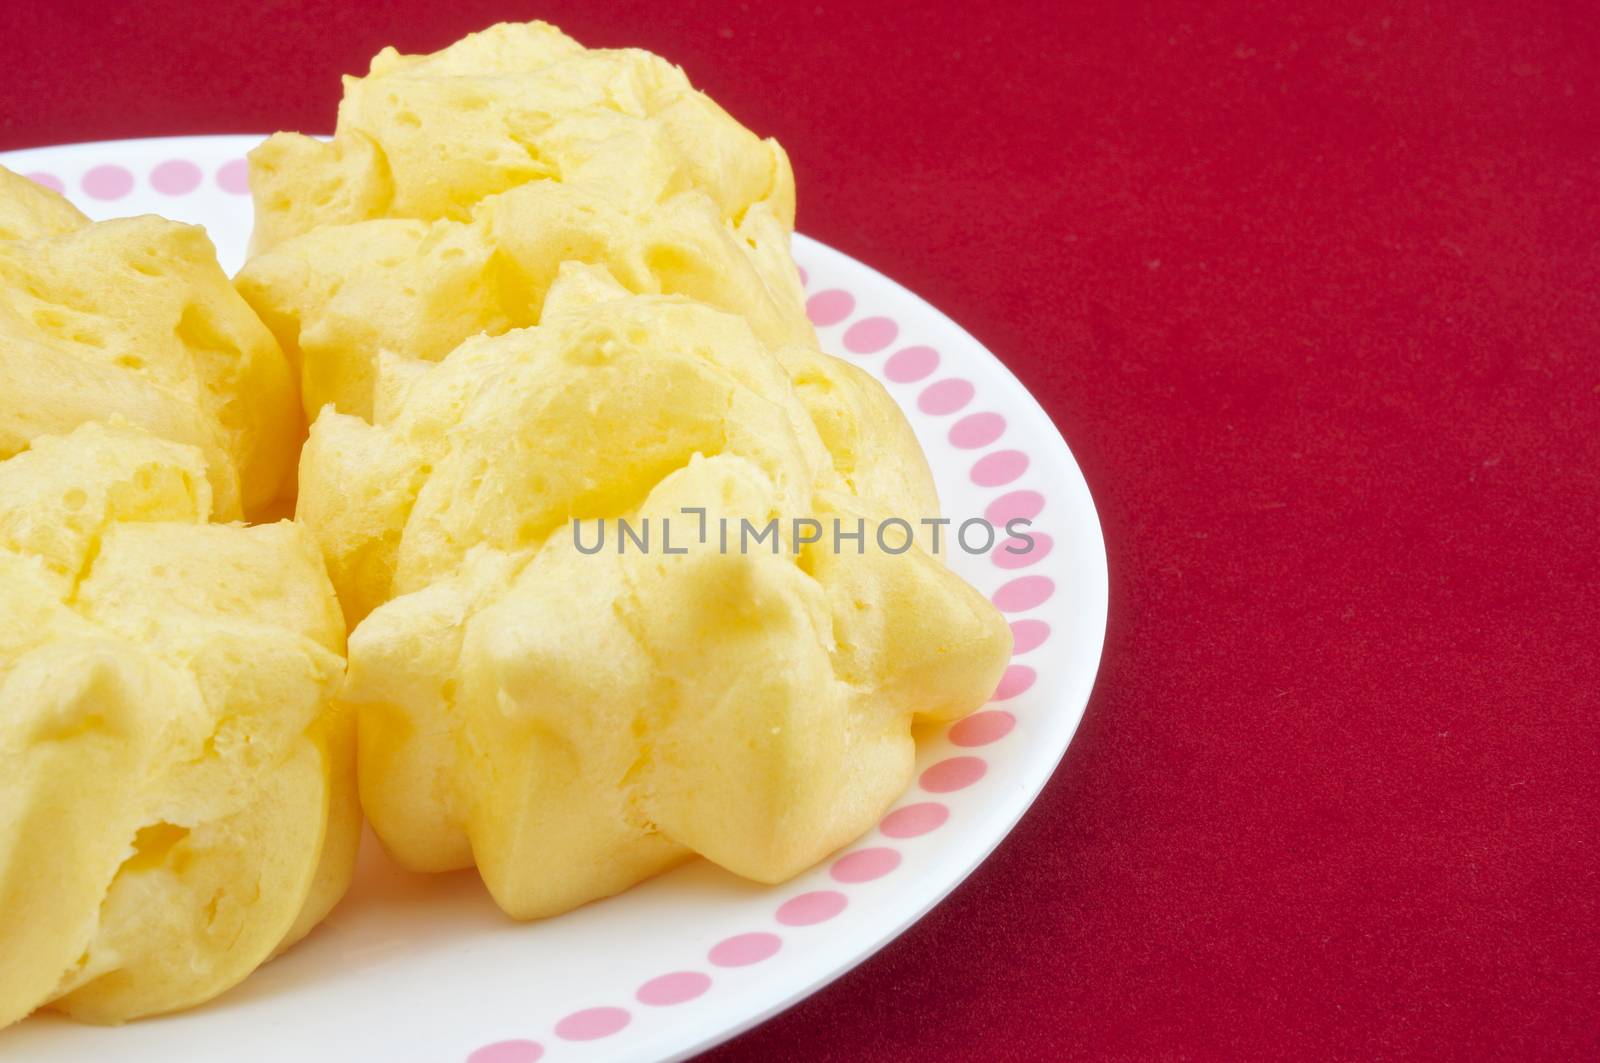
4 1 1597 1058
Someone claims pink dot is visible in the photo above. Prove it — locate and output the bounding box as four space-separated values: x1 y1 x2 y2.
842 316 898 354
884 346 939 383
216 158 250 195
991 665 1036 701
985 489 1045 526
920 756 988 793
949 412 1007 449
554 1007 629 1041
830 846 901 883
971 450 1029 487
82 165 133 200
880 801 949 838
806 289 854 326
950 710 1017 747
1010 619 1052 655
150 159 202 195
25 172 63 193
993 576 1056 613
636 971 711 1006
796 265 808 287
918 378 974 415
467 1041 544 1063
776 890 848 926
995 532 1053 570
709 932 781 967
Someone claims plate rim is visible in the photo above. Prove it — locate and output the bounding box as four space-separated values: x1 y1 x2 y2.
671 232 1110 1061
0 133 1109 1062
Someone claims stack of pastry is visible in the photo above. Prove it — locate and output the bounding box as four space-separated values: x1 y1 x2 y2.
0 20 1012 1027
0 169 354 1026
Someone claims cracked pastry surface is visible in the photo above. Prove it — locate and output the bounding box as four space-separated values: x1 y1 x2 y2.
299 266 1011 918
0 166 298 519
0 422 355 1028
0 171 352 1029
236 20 809 423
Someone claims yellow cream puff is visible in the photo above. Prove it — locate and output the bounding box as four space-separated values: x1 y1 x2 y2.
0 167 298 519
235 21 809 422
299 266 1011 918
0 422 355 1027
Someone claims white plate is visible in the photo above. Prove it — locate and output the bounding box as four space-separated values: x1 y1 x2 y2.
0 135 1107 1063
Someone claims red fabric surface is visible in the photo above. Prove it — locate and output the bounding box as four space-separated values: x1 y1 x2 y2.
4 1 1597 1058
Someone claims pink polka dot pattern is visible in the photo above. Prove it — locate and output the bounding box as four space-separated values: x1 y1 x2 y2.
991 665 1037 701
25 172 63 193
842 315 898 354
949 411 1007 449
82 164 133 200
709 932 782 968
884 345 939 382
918 378 975 415
880 801 950 838
830 847 902 884
797 265 808 287
971 449 1030 487
216 158 250 194
150 158 202 195
555 1006 630 1041
776 890 848 926
806 289 854 326
985 489 1045 527
467 1040 544 1063
921 756 988 793
636 971 712 1006
1009 619 1052 655
993 576 1056 613
995 532 1053 570
949 710 1017 748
